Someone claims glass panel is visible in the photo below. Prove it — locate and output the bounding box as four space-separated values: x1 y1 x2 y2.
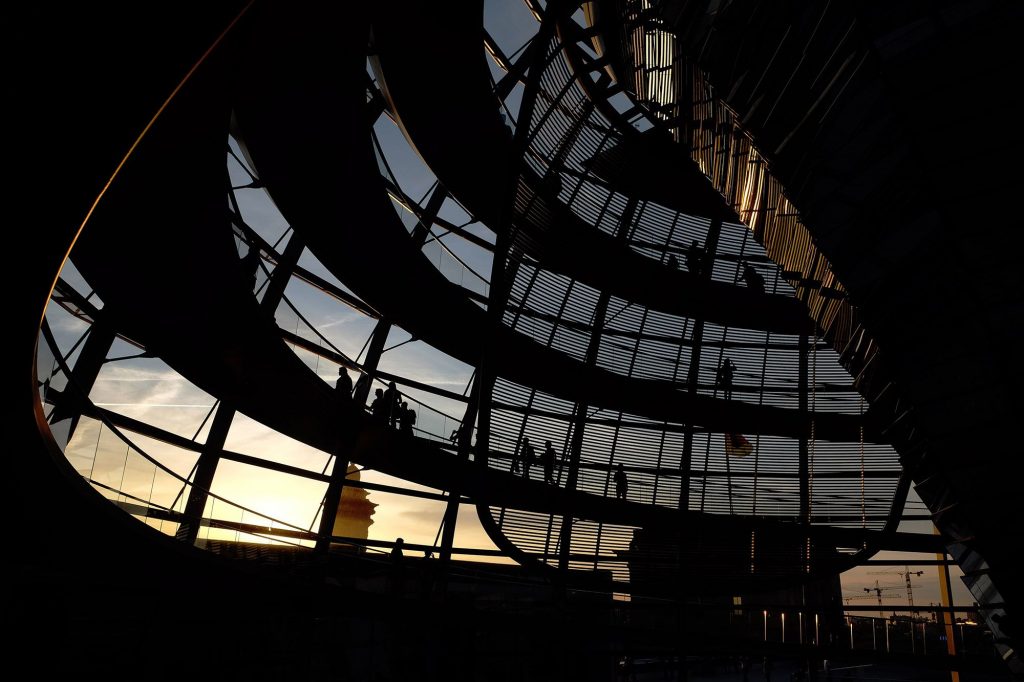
223 412 333 474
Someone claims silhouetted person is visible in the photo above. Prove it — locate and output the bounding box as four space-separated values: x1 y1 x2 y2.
541 440 557 484
717 358 736 400
521 438 536 478
512 437 535 477
742 263 765 294
686 240 704 276
762 656 773 682
353 372 370 400
667 254 678 270
389 538 405 594
370 388 388 423
993 612 1020 649
336 366 353 400
383 381 401 428
614 463 628 500
622 656 638 682
511 436 526 474
398 401 415 435
499 112 514 137
420 550 437 600
241 244 261 291
543 171 563 196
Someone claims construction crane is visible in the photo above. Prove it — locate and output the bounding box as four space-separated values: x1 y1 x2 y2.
863 581 903 618
842 593 877 619
868 565 925 607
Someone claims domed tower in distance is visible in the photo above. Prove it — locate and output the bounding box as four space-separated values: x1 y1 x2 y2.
332 464 377 553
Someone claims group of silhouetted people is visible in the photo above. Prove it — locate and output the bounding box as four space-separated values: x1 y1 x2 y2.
509 436 633 502
388 536 447 599
664 240 706 277
662 241 768 295
368 380 416 434
335 367 418 436
511 437 562 485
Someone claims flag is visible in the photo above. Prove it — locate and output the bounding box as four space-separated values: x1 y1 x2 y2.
724 432 753 457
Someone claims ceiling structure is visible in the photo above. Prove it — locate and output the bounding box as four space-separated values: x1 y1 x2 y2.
16 0 1022 676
